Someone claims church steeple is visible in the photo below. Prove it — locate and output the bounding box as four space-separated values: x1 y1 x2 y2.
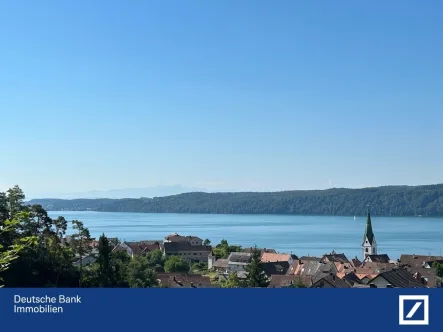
362 205 377 260
363 205 375 245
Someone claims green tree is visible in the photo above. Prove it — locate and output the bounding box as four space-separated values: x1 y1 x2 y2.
221 271 242 288
71 220 92 287
127 256 157 288
164 256 189 273
203 238 211 246
213 239 242 259
190 262 207 273
97 233 113 287
145 249 164 268
245 246 268 288
6 185 25 219
51 216 69 287
110 250 130 287
0 213 37 287
433 262 443 278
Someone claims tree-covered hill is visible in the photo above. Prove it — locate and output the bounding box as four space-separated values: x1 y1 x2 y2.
27 184 443 216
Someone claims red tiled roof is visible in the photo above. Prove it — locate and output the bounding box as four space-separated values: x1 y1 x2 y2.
261 252 292 263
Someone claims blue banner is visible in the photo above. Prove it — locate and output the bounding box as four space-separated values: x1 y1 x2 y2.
0 288 441 331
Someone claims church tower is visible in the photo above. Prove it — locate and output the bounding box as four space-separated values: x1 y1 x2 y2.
362 206 377 260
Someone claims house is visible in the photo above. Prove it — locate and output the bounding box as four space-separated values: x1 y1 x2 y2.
399 254 443 269
368 268 427 288
298 256 322 262
286 256 323 275
163 242 212 264
226 252 252 273
112 242 134 257
111 241 162 258
242 247 277 254
351 257 362 268
321 251 350 264
262 261 290 277
156 273 219 288
261 252 294 265
126 241 162 256
311 274 351 288
212 258 229 272
423 259 443 268
288 259 338 284
311 262 338 284
360 261 396 274
164 233 203 245
336 271 361 286
267 275 312 288
363 254 391 264
74 251 98 267
406 266 442 288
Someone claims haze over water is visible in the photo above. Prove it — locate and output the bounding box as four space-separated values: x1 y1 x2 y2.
48 211 443 260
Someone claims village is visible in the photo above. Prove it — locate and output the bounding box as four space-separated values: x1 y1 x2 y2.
66 209 443 288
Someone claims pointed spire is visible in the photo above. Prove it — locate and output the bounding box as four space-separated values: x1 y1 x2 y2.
363 204 375 245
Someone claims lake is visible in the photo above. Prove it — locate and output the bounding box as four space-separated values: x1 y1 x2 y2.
47 211 443 260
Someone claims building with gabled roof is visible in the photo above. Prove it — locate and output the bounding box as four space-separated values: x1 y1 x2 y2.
399 254 443 268
261 252 294 265
363 254 391 264
321 251 350 264
311 274 352 288
369 268 427 288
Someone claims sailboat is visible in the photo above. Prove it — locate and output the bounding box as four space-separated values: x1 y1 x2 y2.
354 216 356 220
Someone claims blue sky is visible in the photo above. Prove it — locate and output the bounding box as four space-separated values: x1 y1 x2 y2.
1 0 442 197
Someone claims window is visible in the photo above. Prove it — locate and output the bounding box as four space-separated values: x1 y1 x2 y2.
193 253 197 255
365 248 368 253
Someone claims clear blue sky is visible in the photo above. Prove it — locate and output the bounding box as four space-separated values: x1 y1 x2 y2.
1 0 442 197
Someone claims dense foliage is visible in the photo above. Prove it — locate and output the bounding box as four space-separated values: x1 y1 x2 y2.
0 185 200 288
29 184 443 216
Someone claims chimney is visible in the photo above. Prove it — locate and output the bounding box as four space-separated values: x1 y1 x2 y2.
369 283 377 288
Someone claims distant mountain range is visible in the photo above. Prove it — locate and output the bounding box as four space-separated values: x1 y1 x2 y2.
29 185 207 199
27 184 443 217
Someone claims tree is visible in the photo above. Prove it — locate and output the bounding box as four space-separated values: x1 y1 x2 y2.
97 234 113 287
110 250 130 287
213 239 242 259
6 185 25 219
245 246 269 288
71 220 92 287
145 249 165 268
164 256 189 273
203 239 211 246
190 262 207 273
221 271 242 288
433 262 443 278
127 256 157 288
52 216 68 287
0 213 37 287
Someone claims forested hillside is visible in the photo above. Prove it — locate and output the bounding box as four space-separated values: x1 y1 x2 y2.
28 184 443 216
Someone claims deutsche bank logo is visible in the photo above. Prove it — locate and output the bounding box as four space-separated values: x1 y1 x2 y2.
399 295 429 325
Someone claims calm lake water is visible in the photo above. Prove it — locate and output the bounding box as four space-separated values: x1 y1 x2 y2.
47 211 443 260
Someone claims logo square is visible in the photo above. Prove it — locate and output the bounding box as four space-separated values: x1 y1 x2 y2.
399 295 429 325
